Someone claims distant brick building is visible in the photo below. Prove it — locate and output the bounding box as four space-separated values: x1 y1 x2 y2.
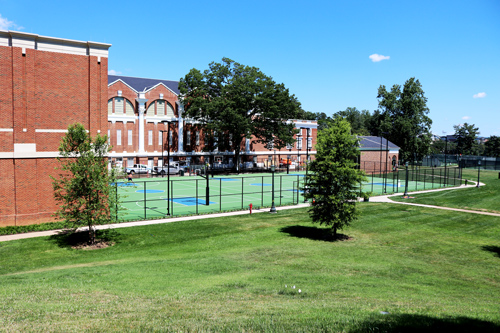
0 30 110 227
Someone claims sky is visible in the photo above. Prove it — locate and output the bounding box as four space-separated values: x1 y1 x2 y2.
1 0 499 137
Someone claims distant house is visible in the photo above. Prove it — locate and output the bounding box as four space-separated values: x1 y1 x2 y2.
358 136 400 173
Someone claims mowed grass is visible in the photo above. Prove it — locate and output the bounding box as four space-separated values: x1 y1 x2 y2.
391 169 500 213
1 200 500 332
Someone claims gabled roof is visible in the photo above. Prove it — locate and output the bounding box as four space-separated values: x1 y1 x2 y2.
108 75 180 95
359 136 399 150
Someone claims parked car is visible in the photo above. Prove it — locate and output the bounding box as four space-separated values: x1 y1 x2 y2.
125 164 151 175
153 163 180 175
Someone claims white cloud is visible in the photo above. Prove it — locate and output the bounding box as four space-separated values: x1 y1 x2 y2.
0 14 21 30
369 54 390 62
473 92 486 99
462 116 470 120
108 69 122 75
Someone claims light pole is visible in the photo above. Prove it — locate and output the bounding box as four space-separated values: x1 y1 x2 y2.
270 164 277 213
440 135 448 187
477 160 481 188
159 130 168 178
161 120 176 216
381 132 389 193
403 161 409 197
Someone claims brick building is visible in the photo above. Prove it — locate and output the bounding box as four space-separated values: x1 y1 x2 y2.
107 75 319 170
0 30 110 227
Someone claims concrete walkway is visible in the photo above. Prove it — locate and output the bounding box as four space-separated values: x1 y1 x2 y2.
0 203 311 243
2 180 498 243
370 181 500 217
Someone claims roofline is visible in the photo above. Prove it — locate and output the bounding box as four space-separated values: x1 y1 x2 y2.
108 76 179 96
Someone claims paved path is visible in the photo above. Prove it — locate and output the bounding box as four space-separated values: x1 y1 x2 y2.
2 180 498 243
0 203 311 243
370 181 500 217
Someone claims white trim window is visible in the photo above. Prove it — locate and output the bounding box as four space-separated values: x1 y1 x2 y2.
148 130 153 146
186 131 191 146
297 137 302 150
108 129 111 145
169 131 173 146
307 137 312 149
116 129 122 146
196 131 200 145
158 131 163 146
128 130 133 146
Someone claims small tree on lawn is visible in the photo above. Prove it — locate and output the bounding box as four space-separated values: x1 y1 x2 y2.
303 117 366 238
51 123 119 245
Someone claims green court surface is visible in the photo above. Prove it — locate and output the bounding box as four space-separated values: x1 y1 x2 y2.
114 172 306 221
113 168 462 222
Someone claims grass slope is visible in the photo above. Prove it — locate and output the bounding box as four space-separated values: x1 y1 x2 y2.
391 169 500 213
1 202 499 331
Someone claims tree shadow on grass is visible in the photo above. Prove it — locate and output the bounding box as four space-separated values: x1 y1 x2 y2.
48 229 121 249
280 225 350 242
482 245 500 258
351 313 500 333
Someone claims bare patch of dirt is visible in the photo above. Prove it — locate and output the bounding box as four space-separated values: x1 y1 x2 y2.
72 239 114 250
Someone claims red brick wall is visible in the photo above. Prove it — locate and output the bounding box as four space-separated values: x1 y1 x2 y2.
0 45 108 226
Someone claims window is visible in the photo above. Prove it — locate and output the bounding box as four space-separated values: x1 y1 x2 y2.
169 131 173 146
127 158 134 167
186 131 191 146
108 129 110 145
297 137 302 150
158 131 163 146
128 130 133 146
307 137 312 149
148 130 153 145
196 131 200 145
307 128 312 136
115 97 124 114
107 100 113 115
125 100 135 116
116 130 122 146
157 100 165 116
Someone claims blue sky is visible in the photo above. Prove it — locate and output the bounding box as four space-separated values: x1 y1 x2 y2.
2 0 499 137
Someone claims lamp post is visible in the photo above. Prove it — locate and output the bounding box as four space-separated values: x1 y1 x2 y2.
159 130 168 178
161 120 176 216
441 135 448 187
477 160 481 188
403 161 409 197
381 132 389 193
270 164 277 213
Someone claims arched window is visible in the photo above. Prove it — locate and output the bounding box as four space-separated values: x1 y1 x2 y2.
108 99 113 115
157 100 165 116
125 100 135 116
166 102 175 118
146 102 155 115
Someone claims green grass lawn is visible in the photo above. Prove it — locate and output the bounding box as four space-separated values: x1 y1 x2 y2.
391 169 500 213
1 201 500 331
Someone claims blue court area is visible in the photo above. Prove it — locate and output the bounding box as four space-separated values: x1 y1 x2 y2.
250 183 272 186
111 182 137 187
368 182 401 187
136 189 164 193
288 174 305 177
170 197 216 206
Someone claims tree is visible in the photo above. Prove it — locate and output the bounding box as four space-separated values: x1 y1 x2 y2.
485 136 500 157
454 123 480 155
374 78 432 163
334 107 372 135
51 123 119 245
303 117 366 238
179 58 302 171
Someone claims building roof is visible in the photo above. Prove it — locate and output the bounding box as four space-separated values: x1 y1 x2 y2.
108 75 180 95
359 136 399 150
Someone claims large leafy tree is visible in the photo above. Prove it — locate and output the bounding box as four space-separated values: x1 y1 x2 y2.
373 78 432 163
454 123 480 155
303 117 366 238
485 136 500 157
179 58 302 170
334 107 372 135
51 123 119 245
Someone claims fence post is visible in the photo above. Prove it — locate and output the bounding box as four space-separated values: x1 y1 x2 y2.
280 175 282 206
196 179 198 215
220 178 222 212
144 181 147 219
115 181 118 222
171 180 174 216
241 177 244 210
261 176 264 207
